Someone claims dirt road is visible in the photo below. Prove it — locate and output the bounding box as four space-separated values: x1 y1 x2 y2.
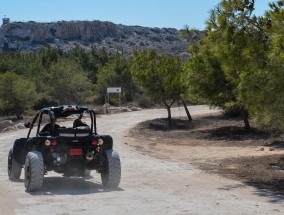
0 105 283 215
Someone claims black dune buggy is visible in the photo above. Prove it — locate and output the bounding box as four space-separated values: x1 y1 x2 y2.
8 105 121 192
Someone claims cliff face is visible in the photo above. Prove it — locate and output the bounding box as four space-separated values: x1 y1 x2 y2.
0 20 191 56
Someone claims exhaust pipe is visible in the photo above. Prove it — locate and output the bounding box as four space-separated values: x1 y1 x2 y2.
85 151 94 161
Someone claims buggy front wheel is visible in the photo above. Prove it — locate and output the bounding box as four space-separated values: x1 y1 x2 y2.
8 148 22 180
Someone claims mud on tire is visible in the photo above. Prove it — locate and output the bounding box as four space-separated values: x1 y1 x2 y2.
25 151 44 192
8 148 22 180
101 149 121 188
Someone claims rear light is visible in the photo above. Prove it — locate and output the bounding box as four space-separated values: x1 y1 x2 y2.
98 138 104 145
45 139 51 146
51 139 57 146
91 139 98 145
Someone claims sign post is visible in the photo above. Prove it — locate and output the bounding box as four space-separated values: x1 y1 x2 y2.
107 87 122 106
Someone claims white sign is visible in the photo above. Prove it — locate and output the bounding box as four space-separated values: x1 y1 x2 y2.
107 87 121 93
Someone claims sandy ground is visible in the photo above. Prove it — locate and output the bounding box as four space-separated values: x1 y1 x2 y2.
0 105 284 215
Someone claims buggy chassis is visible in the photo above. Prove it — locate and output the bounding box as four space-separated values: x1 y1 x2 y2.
8 105 121 192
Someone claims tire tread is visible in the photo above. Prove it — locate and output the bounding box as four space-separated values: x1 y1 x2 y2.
25 151 44 192
8 148 22 180
101 149 121 188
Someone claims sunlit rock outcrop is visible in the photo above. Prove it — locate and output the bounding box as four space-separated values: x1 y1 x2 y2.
0 20 195 56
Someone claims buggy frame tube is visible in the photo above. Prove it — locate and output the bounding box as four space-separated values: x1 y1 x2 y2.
27 112 39 138
36 111 44 136
91 109 97 135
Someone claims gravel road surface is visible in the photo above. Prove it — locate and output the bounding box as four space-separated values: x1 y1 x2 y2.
0 105 283 215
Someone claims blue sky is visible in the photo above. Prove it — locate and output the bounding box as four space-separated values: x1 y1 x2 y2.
0 0 272 30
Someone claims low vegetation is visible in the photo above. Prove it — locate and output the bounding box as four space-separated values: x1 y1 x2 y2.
1 0 284 135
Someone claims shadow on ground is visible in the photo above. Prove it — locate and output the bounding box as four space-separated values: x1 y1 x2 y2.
25 176 123 195
131 113 284 196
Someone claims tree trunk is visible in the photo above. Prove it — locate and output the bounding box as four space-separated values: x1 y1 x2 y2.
15 104 23 120
243 110 250 130
165 104 172 127
164 101 175 127
181 100 192 121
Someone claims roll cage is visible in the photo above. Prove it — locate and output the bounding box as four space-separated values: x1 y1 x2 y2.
27 105 97 138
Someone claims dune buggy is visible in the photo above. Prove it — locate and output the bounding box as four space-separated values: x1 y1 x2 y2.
8 105 121 192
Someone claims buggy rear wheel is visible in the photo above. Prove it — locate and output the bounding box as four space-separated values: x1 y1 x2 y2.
8 148 22 180
101 149 121 188
25 151 44 192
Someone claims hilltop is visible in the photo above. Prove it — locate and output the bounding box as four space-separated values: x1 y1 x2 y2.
0 20 197 56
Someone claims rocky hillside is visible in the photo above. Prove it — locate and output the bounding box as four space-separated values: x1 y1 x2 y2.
0 20 194 56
